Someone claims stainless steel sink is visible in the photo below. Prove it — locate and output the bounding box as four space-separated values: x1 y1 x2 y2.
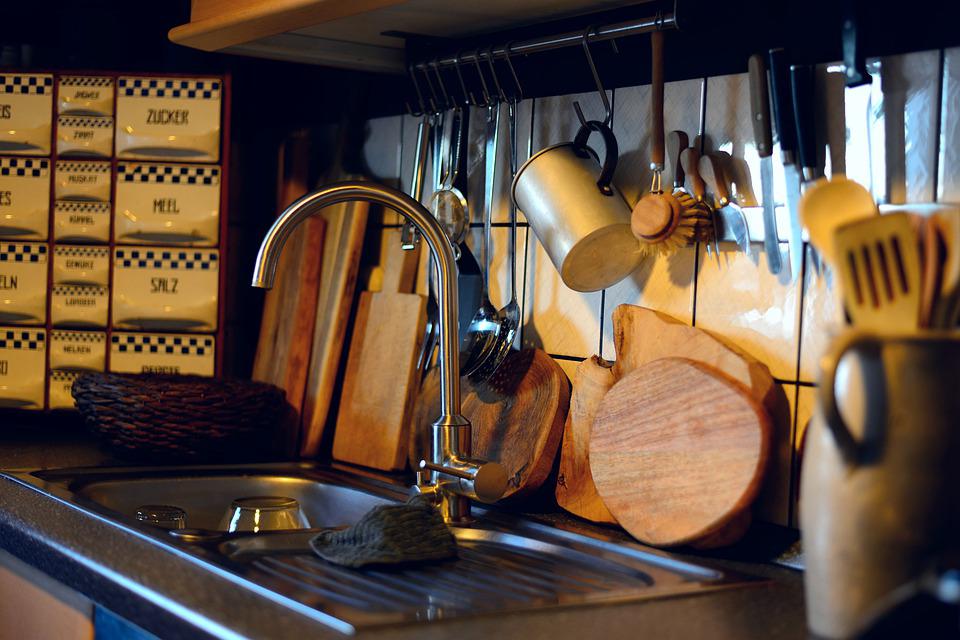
3 463 763 633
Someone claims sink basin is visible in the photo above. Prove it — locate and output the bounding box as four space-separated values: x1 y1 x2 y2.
3 463 763 633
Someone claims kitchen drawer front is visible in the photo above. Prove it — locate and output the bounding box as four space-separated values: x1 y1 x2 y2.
115 162 220 246
54 201 111 244
53 245 110 286
109 332 215 376
49 330 106 371
57 116 114 158
50 285 108 328
112 247 219 332
55 160 111 201
48 370 82 410
0 327 45 409
58 76 114 116
0 243 48 325
115 77 221 162
0 157 50 240
0 74 53 156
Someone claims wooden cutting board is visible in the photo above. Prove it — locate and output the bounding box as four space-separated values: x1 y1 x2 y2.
300 195 369 458
252 132 324 454
591 357 771 547
611 305 777 409
555 356 617 524
332 234 425 470
411 349 570 500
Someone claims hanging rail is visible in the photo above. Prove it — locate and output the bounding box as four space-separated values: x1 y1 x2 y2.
409 12 678 72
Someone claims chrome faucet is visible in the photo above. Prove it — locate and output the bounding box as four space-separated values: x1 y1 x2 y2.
251 181 507 523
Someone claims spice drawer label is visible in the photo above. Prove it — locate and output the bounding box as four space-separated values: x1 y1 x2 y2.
58 76 114 117
55 160 111 201
49 370 81 410
51 285 108 328
0 74 53 156
49 330 106 371
0 243 48 324
115 162 220 245
53 245 110 286
112 247 219 331
115 77 221 163
54 201 111 244
0 157 50 240
0 327 45 409
57 115 114 158
110 332 214 376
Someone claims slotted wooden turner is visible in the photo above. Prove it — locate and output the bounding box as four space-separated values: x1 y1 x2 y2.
834 212 921 331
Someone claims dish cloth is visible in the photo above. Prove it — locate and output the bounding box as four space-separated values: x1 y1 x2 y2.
310 494 457 568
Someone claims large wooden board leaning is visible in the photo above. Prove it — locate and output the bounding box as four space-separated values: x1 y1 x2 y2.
300 197 369 457
555 356 617 524
591 357 771 547
252 133 324 453
411 349 570 500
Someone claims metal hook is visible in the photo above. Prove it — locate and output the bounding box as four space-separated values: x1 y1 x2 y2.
485 45 507 104
471 49 492 107
573 25 612 127
453 51 477 106
430 59 454 110
504 41 524 103
419 63 440 114
406 63 426 116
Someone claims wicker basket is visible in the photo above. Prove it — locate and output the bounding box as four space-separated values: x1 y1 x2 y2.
72 373 288 462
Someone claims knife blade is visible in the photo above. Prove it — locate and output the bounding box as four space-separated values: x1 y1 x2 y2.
768 48 804 278
699 153 751 255
749 53 781 274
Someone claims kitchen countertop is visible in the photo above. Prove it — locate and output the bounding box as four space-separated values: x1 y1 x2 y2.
0 419 807 640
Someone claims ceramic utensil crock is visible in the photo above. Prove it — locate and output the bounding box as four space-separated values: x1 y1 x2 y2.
801 331 960 638
512 119 640 292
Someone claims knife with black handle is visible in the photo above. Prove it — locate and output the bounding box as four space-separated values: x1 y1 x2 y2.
749 53 781 275
791 63 819 183
769 48 803 277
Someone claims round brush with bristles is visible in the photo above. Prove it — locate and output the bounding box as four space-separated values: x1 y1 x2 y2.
631 31 697 256
679 146 717 250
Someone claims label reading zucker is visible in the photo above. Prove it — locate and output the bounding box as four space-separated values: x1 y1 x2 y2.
146 109 188 125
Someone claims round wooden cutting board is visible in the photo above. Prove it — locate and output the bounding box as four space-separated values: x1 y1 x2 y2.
590 357 771 547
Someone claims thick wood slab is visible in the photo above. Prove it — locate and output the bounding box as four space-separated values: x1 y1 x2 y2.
591 358 771 547
555 356 617 524
612 304 777 409
411 349 570 500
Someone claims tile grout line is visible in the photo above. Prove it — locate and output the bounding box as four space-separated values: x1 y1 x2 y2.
691 76 709 328
786 241 811 527
934 48 946 202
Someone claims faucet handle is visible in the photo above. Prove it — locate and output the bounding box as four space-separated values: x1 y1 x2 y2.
419 459 508 504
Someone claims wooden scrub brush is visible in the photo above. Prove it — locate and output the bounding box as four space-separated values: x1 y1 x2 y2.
631 30 700 255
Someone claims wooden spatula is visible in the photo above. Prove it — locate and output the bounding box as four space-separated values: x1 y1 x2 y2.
333 233 425 471
834 212 922 331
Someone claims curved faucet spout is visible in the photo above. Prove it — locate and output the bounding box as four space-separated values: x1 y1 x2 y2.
252 181 461 421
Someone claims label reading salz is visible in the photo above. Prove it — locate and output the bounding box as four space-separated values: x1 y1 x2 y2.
0 191 10 206
0 105 9 119
150 277 179 294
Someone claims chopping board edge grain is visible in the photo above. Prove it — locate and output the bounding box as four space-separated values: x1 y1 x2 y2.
590 357 772 547
300 198 370 458
555 355 617 524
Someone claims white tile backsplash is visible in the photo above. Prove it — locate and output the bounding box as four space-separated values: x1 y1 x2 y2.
355 48 949 529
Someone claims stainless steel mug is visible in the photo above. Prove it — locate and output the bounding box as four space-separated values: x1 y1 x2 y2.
512 120 641 292
801 331 960 638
